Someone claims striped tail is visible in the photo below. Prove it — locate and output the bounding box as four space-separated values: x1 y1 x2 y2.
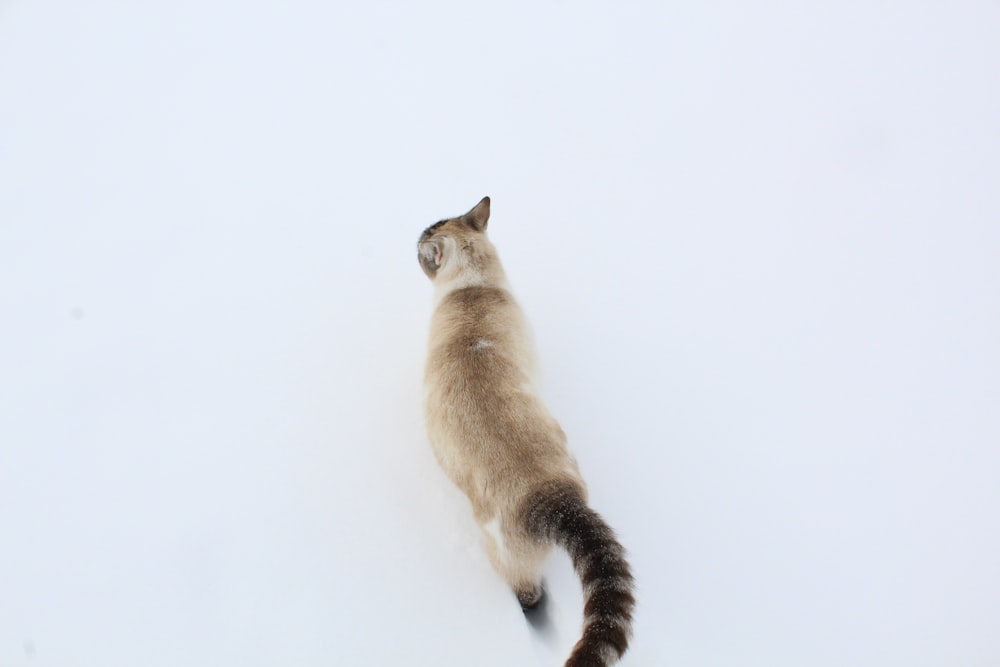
522 481 635 667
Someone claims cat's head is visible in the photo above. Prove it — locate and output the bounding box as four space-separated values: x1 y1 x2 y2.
417 196 497 282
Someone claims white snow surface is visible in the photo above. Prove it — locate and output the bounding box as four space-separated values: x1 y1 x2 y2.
2 2 999 666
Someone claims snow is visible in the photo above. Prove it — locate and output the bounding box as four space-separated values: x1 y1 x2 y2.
2 1 999 666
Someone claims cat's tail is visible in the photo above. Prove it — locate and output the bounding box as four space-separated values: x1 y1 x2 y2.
521 480 635 667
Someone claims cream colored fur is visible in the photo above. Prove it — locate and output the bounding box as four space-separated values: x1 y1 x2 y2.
420 197 586 599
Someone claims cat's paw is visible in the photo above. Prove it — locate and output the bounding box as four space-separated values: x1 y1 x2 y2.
516 584 545 611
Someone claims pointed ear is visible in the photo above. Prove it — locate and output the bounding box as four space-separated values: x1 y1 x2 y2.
464 196 490 232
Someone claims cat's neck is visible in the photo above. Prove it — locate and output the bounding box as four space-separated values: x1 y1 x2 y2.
434 267 510 306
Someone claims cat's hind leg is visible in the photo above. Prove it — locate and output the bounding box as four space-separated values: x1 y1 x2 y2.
481 516 550 611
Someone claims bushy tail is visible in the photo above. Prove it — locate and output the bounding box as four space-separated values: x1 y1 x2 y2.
522 481 635 667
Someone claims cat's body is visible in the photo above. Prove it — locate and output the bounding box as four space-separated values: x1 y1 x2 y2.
418 197 635 667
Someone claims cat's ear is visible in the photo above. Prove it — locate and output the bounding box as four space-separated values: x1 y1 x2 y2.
419 239 442 277
464 196 490 232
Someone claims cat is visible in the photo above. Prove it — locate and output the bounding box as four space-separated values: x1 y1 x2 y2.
418 197 635 667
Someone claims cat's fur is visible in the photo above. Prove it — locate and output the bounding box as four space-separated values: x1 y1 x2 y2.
418 197 635 667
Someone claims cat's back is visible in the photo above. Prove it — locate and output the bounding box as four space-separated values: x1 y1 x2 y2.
425 283 546 435
427 285 527 377
425 283 573 500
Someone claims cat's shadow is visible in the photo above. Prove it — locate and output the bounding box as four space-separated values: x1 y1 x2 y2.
523 590 559 645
